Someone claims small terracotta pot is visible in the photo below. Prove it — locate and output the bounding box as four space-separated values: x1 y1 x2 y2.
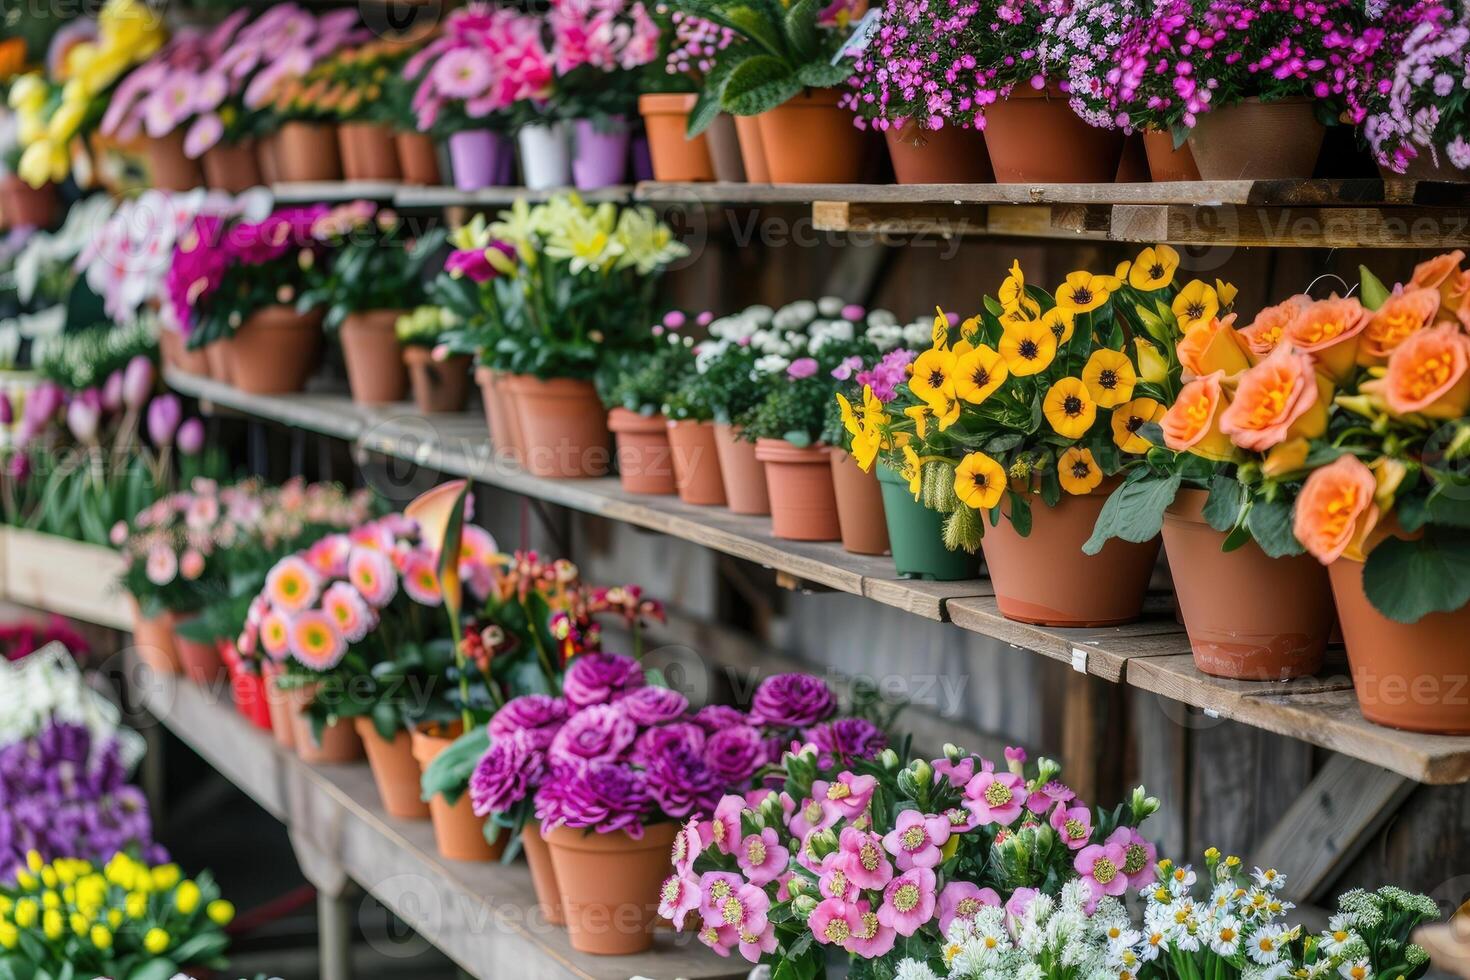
201 140 263 193
477 366 526 462
714 423 769 515
339 122 402 181
504 375 611 478
1162 489 1332 680
1330 553 1470 734
257 132 282 184
757 89 867 184
203 338 235 385
131 604 182 675
410 723 502 862
160 329 211 375
1187 99 1325 180
544 822 678 955
1 176 58 228
175 627 226 686
1142 130 1201 182
754 439 841 541
884 121 994 184
521 822 565 926
982 87 1124 183
638 94 715 182
262 662 297 750
146 131 203 191
231 306 323 395
667 420 726 506
830 449 890 555
981 490 1160 627
609 408 677 495
354 718 431 820
734 115 771 183
286 685 364 764
396 131 442 185
276 122 343 182
340 310 407 405
404 347 470 414
705 114 746 182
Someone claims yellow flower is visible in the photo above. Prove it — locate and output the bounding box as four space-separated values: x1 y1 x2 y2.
207 900 236 926
904 403 931 440
954 345 1008 405
931 306 952 349
901 444 923 499
836 391 859 436
7 74 46 113
934 396 961 431
1129 245 1180 291
1042 307 1075 345
125 892 147 919
175 880 201 916
1216 278 1239 308
999 320 1057 376
1043 377 1098 438
0 922 16 950
910 348 958 406
998 260 1028 310
1134 337 1169 384
1173 280 1219 332
13 900 37 930
1055 271 1118 314
70 912 89 936
90 925 112 950
1111 398 1165 454
40 867 57 889
954 453 1006 511
106 909 123 929
43 909 62 941
144 927 170 955
14 870 35 891
151 864 181 891
1058 447 1104 494
1082 349 1138 408
25 851 43 874
851 425 881 472
47 98 86 144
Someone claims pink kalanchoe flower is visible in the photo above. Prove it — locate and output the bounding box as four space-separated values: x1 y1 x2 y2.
707 795 745 855
736 828 788 887
817 852 860 902
809 898 863 946
1049 802 1093 851
881 809 951 870
813 771 877 823
937 881 1002 936
659 874 701 930
877 867 937 937
845 898 896 958
1108 826 1158 890
1075 839 1131 905
965 770 1027 825
838 827 893 890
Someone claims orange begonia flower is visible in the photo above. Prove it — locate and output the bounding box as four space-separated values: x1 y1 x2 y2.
1367 323 1470 419
1218 345 1329 452
1284 296 1368 383
1160 371 1236 462
1409 250 1465 291
1292 454 1381 564
1238 294 1310 358
1177 314 1252 379
1360 288 1440 364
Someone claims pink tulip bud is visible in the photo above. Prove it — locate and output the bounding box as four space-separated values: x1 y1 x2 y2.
26 382 61 424
146 394 182 447
67 396 101 444
102 371 125 412
122 355 155 410
7 453 30 480
177 417 205 455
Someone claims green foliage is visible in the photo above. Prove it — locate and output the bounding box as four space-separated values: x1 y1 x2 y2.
298 215 446 332
32 320 156 392
596 335 698 415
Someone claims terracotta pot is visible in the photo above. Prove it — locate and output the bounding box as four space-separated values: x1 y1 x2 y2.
1115 132 1150 182
705 114 746 182
160 329 210 375
404 347 470 414
276 122 343 182
410 723 502 862
476 366 526 462
396 131 442 185
667 420 726 506
231 306 323 395
754 439 841 541
734 115 771 183
521 822 565 925
262 662 297 751
981 490 1160 627
504 375 611 478
1142 130 1201 182
0 176 57 228
175 626 226 686
340 310 407 405
884 121 994 183
146 131 203 191
544 822 678 955
354 718 431 820
339 122 402 181
201 140 262 193
1187 99 1325 180
1162 489 1332 680
201 339 233 384
1330 553 1470 734
830 449 890 555
638 94 715 182
982 86 1124 183
131 603 182 675
714 423 769 515
285 685 364 764
257 132 282 184
757 89 867 184
608 408 677 495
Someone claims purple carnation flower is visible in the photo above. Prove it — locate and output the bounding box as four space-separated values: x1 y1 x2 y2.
535 760 652 837
703 725 768 785
644 746 722 819
749 673 836 729
693 704 748 733
562 652 646 709
549 704 638 765
632 722 705 766
489 694 568 751
804 718 888 768
469 730 544 817
619 687 691 726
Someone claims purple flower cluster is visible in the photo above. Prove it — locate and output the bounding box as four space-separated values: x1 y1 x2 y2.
856 348 917 403
0 721 165 880
1362 5 1470 173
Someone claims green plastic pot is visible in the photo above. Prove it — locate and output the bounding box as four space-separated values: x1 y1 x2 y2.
876 465 981 581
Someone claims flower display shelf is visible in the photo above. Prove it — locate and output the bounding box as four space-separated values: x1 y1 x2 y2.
394 185 635 210
161 369 1470 785
270 181 402 205
0 527 132 630
126 655 746 980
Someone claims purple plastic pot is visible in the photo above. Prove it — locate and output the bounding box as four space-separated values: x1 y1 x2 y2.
572 118 630 190
448 130 515 191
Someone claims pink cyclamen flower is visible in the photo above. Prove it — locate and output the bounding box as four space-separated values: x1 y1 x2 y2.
877 867 937 937
814 771 877 823
787 357 819 379
659 875 701 930
881 809 951 870
1049 802 1093 850
1075 840 1131 904
838 827 893 890
809 898 863 946
736 828 788 887
965 770 1027 825
937 881 1001 936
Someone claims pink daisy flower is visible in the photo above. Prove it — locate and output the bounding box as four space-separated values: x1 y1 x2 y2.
877 867 937 937
259 610 290 661
288 610 347 671
402 554 442 606
348 547 398 607
322 581 374 643
266 555 320 614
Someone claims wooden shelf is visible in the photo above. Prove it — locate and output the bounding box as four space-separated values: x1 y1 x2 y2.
128 659 742 980
271 181 402 204
394 185 634 209
0 527 131 630
160 369 1470 784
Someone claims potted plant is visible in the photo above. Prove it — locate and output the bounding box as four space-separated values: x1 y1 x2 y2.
598 318 701 497
397 306 471 414
319 39 419 182
298 200 446 405
656 311 733 506
1362 6 1470 179
639 8 731 181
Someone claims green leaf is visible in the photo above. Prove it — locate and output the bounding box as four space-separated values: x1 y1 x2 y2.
1082 472 1180 555
782 429 812 448
1362 529 1470 623
1246 497 1305 558
124 960 181 980
1359 265 1391 311
1008 491 1032 538
420 726 490 804
719 55 803 117
783 0 819 58
794 61 853 89
1203 473 1244 532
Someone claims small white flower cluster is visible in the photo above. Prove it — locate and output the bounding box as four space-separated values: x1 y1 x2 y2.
923 881 1122 980
696 298 911 378
0 643 145 770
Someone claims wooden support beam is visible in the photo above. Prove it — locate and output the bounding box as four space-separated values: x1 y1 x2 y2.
1111 204 1470 248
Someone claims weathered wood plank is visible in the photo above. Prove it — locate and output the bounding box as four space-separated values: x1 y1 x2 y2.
1112 204 1470 248
0 528 132 630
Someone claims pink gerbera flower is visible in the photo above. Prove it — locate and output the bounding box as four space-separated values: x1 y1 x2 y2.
288 610 347 671
348 547 397 607
402 554 443 606
321 581 374 643
259 610 290 661
877 867 937 937
266 555 320 614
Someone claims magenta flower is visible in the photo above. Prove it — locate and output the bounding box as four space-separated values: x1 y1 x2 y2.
749 674 836 728
658 873 702 930
877 867 937 937
1075 839 1131 904
809 898 863 946
1026 778 1077 814
468 730 543 816
881 809 951 870
1108 825 1158 889
787 357 820 379
707 794 745 855
1049 801 1094 850
533 759 651 836
671 818 705 877
619 686 691 726
937 881 1001 935
737 922 778 964
445 248 495 283
702 725 766 785
549 704 638 764
788 795 839 840
563 652 645 708
697 871 745 928
965 769 1027 826
844 899 896 958
488 694 568 751
813 771 877 823
736 828 789 886
838 827 893 890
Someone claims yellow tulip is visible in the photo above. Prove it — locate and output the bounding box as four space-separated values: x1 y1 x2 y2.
8 74 46 112
90 925 112 950
17 141 54 188
175 880 201 916
42 909 62 941
1082 349 1137 408
69 913 89 936
954 452 1006 511
999 320 1057 377
1134 337 1169 384
12 900 37 929
47 99 87 144
144 927 170 955
1043 377 1098 439
0 922 16 950
125 892 147 919
207 900 236 926
1058 447 1104 495
1129 245 1180 291
25 851 43 874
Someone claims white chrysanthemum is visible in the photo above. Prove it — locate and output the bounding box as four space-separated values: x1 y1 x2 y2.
753 354 790 375
817 296 844 316
894 961 940 980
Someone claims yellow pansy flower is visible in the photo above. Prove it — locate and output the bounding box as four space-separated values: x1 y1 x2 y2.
910 348 958 406
836 392 860 436
1129 245 1180 291
954 453 1006 511
999 320 1057 377
931 307 952 350
144 927 170 955
1173 280 1219 332
904 403 931 440
901 444 923 499
934 396 961 432
1082 349 1138 408
1111 398 1165 454
954 345 1008 405
1216 278 1239 308
1043 377 1098 438
1058 447 1104 494
1042 307 1075 345
1134 337 1169 384
851 425 881 472
998 260 1028 310
1055 271 1118 314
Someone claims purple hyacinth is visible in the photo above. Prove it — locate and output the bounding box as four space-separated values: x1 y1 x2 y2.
618 687 690 726
534 759 653 837
804 717 889 769
562 652 646 709
488 694 568 751
703 725 768 785
749 673 837 729
469 730 544 817
549 704 638 765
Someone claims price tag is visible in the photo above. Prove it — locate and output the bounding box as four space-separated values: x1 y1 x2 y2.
1203 707 1220 719
1070 647 1088 674
835 9 881 63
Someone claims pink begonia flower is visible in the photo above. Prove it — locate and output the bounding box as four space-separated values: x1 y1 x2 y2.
838 827 893 890
658 874 701 930
736 828 788 887
696 922 737 957
1108 826 1158 890
1004 886 1041 937
844 898 896 957
813 771 877 823
809 898 863 946
881 809 951 870
937 882 1001 936
964 769 1026 825
1050 801 1094 850
1075 839 1131 905
818 852 860 902
671 818 704 877
877 867 937 937
933 756 975 786
788 795 839 840
707 795 744 855
787 357 819 379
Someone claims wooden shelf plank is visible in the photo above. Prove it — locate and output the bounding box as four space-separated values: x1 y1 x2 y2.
0 527 132 630
129 660 743 980
272 181 402 204
393 185 633 209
